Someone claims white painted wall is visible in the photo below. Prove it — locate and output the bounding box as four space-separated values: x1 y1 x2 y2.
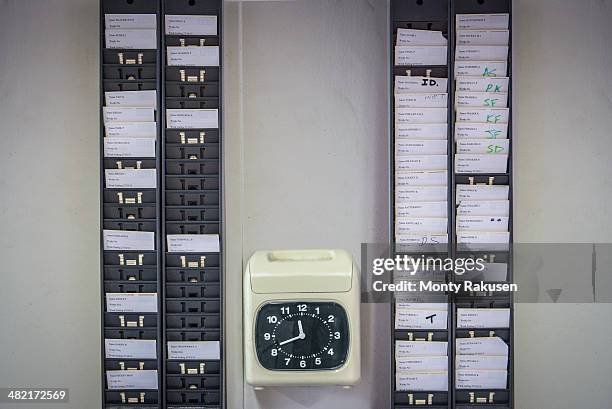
0 1 611 409
225 1 390 408
512 1 612 408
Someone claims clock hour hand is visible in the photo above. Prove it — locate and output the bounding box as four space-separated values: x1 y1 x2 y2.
279 321 306 346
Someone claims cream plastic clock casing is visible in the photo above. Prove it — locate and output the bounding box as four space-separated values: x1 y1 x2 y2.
244 249 361 387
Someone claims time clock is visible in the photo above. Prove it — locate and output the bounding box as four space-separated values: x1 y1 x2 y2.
255 301 349 370
244 249 361 387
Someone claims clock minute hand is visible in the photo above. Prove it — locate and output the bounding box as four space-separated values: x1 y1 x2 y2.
278 334 302 346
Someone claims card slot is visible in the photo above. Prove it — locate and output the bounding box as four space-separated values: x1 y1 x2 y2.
166 82 220 98
165 329 220 342
104 251 157 267
104 312 158 328
393 21 448 34
165 144 220 160
455 329 510 341
104 159 157 170
392 0 448 21
165 176 220 191
166 283 220 299
103 80 157 92
454 0 511 15
163 0 221 14
165 129 219 144
105 359 159 370
393 66 448 78
166 360 221 374
166 190 219 206
104 204 157 220
165 97 219 109
105 389 159 404
165 222 220 235
394 330 449 341
165 267 220 284
165 313 221 329
165 159 220 176
104 328 158 340
165 299 221 314
165 253 220 268
103 65 156 80
103 220 157 232
104 282 158 294
103 49 156 65
165 36 219 46
102 0 158 13
165 66 220 82
165 374 221 390
394 391 448 405
104 190 157 204
165 207 220 222
455 389 510 404
165 389 220 405
104 266 158 281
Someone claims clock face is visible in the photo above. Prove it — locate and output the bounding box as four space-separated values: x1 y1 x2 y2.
255 301 349 371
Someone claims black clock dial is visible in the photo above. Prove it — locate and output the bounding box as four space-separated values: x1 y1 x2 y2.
255 301 349 371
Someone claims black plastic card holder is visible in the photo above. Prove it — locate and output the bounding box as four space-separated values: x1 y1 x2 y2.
451 2 513 409
161 2 223 408
101 0 162 408
389 1 513 408
390 1 453 409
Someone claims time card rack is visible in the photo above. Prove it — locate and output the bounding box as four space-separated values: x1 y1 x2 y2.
100 1 223 408
389 1 513 409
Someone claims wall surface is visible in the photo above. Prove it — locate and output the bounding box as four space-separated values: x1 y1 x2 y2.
227 1 391 408
512 1 612 408
0 1 100 409
0 1 611 409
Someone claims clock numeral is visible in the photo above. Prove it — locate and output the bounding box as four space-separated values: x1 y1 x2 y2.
327 315 335 323
284 358 291 366
271 349 278 357
300 360 306 368
315 357 321 365
281 306 290 314
315 307 320 314
264 332 271 341
267 315 278 324
334 331 341 339
297 304 307 312
328 348 334 356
